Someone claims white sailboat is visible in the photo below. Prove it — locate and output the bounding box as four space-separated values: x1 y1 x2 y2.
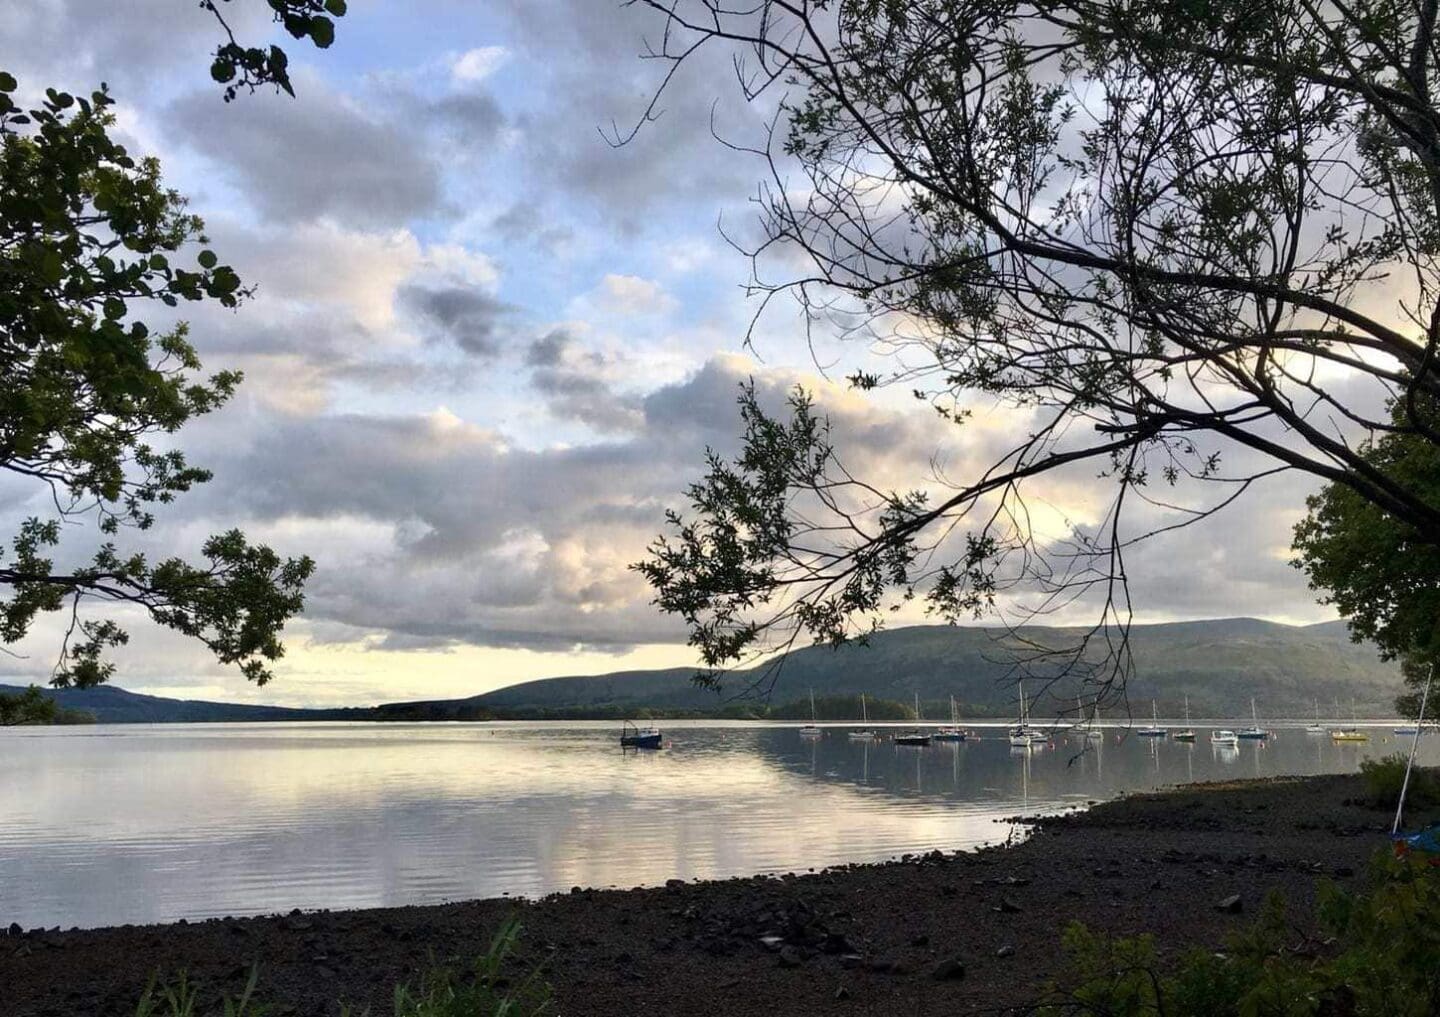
1174 695 1196 741
1238 697 1269 739
848 692 878 740
935 694 966 741
1009 681 1042 746
1138 699 1168 737
1305 698 1326 734
1086 700 1104 740
799 689 822 738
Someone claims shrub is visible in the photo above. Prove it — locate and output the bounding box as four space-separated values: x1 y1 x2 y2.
1359 754 1440 809
1041 852 1440 1015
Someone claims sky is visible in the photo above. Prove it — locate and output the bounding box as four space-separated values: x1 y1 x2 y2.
0 1 1344 707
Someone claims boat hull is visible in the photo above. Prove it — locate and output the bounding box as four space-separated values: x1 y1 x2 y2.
620 733 663 749
894 735 931 746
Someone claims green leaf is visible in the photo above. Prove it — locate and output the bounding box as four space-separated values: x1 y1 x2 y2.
309 15 336 49
197 249 218 270
325 0 348 15
0 71 16 92
102 297 126 320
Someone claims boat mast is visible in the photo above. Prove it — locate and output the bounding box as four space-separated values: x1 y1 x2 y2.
860 692 867 724
810 688 817 723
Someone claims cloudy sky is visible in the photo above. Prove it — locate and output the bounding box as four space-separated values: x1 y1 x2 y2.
0 1 1342 706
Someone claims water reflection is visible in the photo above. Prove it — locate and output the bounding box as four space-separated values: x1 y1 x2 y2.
1 722 1434 930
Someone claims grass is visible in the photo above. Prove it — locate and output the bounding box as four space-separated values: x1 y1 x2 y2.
135 919 550 1017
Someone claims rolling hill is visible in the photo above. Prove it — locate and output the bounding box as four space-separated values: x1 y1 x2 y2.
0 618 1407 723
439 618 1404 721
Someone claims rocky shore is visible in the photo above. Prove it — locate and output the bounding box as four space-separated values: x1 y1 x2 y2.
3 772 1423 1016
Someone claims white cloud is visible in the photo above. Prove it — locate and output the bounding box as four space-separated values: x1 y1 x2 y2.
595 273 678 316
452 46 510 83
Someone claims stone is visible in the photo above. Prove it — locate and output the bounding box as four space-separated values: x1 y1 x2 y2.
834 986 852 1001
778 945 805 968
909 934 930 947
1216 895 1243 913
932 956 967 981
995 945 1016 959
994 896 1022 913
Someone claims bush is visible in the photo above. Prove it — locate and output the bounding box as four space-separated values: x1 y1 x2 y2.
1359 753 1440 809
1041 852 1440 1015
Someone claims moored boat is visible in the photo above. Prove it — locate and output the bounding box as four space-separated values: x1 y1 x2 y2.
934 695 966 741
799 689 822 738
848 692 879 740
1237 697 1269 739
1173 696 1196 742
1137 699 1167 738
1009 680 1040 746
1210 728 1239 746
1305 699 1326 734
896 692 932 746
1331 697 1369 741
619 721 663 749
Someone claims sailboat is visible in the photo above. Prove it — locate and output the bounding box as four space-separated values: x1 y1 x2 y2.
799 689 822 738
1173 695 1196 741
894 693 931 746
848 693 879 740
1331 697 1369 741
1237 697 1269 739
1137 699 1168 737
934 694 966 741
1086 701 1104 740
1305 699 1326 734
1009 681 1044 746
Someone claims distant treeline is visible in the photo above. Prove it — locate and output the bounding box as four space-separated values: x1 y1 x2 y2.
370 694 1010 723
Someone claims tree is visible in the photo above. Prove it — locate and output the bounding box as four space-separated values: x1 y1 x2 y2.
1293 392 1440 716
0 71 313 694
631 0 1440 708
0 684 55 726
203 0 348 101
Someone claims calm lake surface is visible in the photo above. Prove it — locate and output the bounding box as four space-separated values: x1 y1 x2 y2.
3 720 1436 929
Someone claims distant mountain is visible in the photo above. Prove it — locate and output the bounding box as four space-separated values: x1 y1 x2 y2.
0 618 1406 724
0 684 369 724
458 618 1402 721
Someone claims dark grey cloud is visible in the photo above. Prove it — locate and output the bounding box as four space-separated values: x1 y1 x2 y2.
493 0 766 231
400 285 514 356
166 356 958 652
524 329 643 432
168 84 444 227
492 202 575 253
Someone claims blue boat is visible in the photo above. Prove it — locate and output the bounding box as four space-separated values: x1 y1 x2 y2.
620 721 662 750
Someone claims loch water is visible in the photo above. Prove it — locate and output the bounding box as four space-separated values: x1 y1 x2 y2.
2 720 1434 929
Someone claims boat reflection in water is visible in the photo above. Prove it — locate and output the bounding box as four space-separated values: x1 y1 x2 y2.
6 720 1439 931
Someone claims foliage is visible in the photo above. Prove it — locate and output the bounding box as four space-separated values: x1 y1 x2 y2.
0 684 56 726
0 684 94 725
0 71 313 687
1360 754 1440 810
1041 853 1440 1015
203 0 347 101
134 966 266 1017
1292 391 1440 658
386 920 553 1017
632 0 1440 697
